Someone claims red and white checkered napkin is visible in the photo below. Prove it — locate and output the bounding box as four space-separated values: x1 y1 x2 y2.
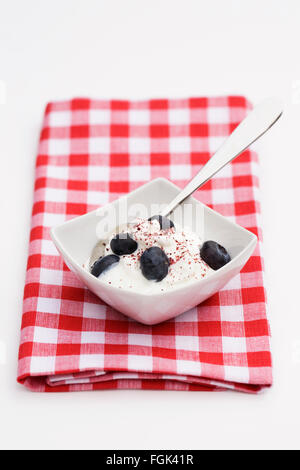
17 96 272 393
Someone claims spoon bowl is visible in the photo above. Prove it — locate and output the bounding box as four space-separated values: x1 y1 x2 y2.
51 178 257 325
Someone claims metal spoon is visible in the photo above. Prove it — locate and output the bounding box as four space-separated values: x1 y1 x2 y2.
160 97 283 217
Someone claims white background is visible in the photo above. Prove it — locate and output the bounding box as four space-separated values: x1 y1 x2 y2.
0 0 299 450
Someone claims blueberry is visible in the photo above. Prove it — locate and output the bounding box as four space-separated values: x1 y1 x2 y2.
140 246 170 282
91 254 120 277
148 215 175 230
200 241 231 270
110 233 138 255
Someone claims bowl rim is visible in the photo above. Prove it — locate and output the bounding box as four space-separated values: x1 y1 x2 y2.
51 177 257 297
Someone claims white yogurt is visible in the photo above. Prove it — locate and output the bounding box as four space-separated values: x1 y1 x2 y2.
86 218 211 293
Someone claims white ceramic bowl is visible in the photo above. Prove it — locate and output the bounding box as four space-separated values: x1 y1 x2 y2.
51 178 257 325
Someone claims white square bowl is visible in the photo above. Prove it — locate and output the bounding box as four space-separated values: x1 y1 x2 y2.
51 178 257 325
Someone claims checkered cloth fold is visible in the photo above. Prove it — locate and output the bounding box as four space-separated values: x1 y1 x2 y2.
17 96 272 393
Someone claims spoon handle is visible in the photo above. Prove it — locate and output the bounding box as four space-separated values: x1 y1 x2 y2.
160 97 283 217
